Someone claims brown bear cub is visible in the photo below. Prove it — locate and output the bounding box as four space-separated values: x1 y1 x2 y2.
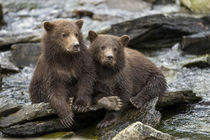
29 19 96 128
88 31 167 128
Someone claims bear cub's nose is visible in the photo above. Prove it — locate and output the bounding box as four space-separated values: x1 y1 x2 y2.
107 55 113 61
73 44 80 49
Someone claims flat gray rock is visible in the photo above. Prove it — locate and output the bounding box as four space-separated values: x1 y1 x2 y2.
0 103 22 117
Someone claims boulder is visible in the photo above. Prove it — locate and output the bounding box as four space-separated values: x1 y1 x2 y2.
181 32 210 55
181 0 210 14
108 14 210 49
112 122 175 140
10 43 41 68
0 32 41 51
98 98 160 140
181 54 210 68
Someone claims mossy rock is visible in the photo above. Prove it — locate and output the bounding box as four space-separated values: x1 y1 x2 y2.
181 0 210 14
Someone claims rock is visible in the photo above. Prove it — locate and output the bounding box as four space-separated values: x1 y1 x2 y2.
112 121 175 140
106 0 152 11
145 0 176 4
0 64 2 90
0 103 55 128
108 14 210 49
181 54 210 68
157 90 202 108
0 32 41 51
0 3 6 28
10 43 41 68
0 89 202 137
73 9 94 18
98 98 161 140
181 32 210 54
0 51 19 74
181 0 210 14
0 104 22 117
0 131 3 138
1 119 65 137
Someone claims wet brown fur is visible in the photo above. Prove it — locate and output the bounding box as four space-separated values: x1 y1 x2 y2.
29 19 96 128
88 31 167 128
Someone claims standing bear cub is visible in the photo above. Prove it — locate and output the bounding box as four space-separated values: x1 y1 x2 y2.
29 19 96 128
89 31 167 128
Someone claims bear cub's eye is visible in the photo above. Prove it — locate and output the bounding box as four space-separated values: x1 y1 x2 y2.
113 48 118 52
62 33 69 38
75 33 78 37
101 46 106 50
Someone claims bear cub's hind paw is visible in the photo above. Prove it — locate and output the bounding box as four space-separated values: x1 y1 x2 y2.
97 96 123 111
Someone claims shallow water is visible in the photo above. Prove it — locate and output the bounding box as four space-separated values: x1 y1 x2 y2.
0 0 210 139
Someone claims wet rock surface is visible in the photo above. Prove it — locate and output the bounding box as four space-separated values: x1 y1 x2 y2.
181 54 210 68
108 14 210 49
181 32 210 54
112 121 175 140
158 90 201 108
10 43 41 68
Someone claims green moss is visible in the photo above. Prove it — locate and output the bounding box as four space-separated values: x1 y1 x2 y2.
42 132 75 138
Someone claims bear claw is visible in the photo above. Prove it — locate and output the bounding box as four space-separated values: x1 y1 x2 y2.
60 113 74 128
129 97 143 109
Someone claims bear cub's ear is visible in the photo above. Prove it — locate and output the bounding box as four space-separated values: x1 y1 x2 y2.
75 19 83 29
43 21 53 31
120 35 129 46
88 30 98 42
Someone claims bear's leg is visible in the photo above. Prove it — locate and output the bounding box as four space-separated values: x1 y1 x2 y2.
48 89 74 128
29 78 45 103
130 74 166 109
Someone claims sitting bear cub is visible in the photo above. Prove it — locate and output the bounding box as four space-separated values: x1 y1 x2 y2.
29 19 96 128
89 31 167 128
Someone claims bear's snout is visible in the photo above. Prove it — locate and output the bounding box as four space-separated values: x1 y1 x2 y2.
72 43 80 52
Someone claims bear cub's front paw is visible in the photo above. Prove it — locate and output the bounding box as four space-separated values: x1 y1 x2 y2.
60 112 74 128
73 96 91 112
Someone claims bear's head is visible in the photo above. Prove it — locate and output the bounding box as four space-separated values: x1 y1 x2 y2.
43 19 83 53
88 30 129 68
